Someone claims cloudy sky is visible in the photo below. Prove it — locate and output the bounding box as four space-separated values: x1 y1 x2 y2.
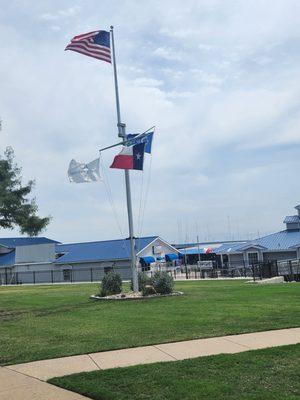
1 0 300 244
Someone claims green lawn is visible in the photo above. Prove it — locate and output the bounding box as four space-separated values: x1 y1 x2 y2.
0 280 299 365
49 344 300 400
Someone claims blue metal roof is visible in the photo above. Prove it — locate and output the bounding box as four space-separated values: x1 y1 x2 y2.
180 248 206 255
0 237 59 249
251 229 300 251
216 230 300 253
56 236 159 264
283 215 300 224
0 250 15 266
214 242 247 254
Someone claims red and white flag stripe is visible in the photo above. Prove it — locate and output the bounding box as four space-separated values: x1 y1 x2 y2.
65 30 111 63
110 147 134 169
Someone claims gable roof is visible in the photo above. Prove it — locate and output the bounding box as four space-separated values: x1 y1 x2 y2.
235 243 267 251
55 236 159 264
0 237 59 249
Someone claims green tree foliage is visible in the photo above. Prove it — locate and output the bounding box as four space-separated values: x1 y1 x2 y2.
0 147 50 236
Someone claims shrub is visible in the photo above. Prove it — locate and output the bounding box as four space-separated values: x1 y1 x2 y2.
100 272 122 297
142 285 157 296
130 271 150 293
151 271 174 295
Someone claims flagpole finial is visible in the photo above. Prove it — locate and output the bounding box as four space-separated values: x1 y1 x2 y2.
110 25 114 30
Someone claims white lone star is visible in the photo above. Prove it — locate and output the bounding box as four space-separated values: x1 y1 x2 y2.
136 153 141 160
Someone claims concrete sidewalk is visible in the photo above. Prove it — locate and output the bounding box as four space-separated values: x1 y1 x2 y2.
5 327 300 384
0 367 89 400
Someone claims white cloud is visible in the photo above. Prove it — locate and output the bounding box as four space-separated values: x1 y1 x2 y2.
40 5 81 21
132 77 163 87
152 47 183 61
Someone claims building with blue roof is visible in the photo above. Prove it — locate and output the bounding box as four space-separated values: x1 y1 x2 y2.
0 235 179 284
54 236 179 282
0 237 61 284
215 205 300 267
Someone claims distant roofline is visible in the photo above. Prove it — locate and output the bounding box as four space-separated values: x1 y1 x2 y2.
0 237 60 248
56 235 159 247
173 240 247 249
56 257 130 265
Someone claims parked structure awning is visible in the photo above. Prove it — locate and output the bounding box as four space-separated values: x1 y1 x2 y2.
140 256 156 265
165 253 179 261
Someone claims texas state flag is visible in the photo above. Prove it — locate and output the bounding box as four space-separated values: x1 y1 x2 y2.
110 142 146 170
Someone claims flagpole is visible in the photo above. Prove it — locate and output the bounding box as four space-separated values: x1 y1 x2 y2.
110 26 139 293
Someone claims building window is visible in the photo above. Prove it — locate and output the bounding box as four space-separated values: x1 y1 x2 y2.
222 254 229 267
152 245 162 254
63 269 71 281
248 252 258 265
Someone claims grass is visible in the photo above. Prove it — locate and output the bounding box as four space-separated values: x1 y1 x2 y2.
49 344 300 400
0 280 299 365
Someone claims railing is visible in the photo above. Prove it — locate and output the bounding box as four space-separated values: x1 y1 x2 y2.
0 265 129 286
161 259 300 281
1 259 299 285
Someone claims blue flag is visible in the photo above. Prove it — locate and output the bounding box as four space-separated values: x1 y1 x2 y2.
126 131 154 154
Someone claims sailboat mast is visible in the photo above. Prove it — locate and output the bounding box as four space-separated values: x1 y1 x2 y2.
110 26 139 292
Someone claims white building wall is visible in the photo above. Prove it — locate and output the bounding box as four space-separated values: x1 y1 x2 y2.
263 251 297 262
228 253 244 265
57 260 132 282
15 243 56 264
137 238 179 259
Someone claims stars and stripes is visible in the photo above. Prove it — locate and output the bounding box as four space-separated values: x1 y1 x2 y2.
65 30 111 63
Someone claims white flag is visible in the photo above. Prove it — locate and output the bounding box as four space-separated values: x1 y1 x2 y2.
68 158 101 183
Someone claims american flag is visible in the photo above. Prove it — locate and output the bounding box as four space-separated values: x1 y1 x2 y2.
65 30 111 63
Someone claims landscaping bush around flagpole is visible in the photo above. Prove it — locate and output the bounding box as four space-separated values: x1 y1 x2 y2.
100 272 122 297
131 271 174 296
151 271 174 294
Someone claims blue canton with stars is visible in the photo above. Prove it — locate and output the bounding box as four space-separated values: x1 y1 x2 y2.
132 143 146 170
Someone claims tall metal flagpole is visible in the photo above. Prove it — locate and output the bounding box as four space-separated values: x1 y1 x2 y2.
110 26 139 292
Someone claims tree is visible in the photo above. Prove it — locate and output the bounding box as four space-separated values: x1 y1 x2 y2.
0 147 51 236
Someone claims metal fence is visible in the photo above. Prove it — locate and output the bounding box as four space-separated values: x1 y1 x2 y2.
1 259 300 285
0 265 130 286
163 259 300 281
